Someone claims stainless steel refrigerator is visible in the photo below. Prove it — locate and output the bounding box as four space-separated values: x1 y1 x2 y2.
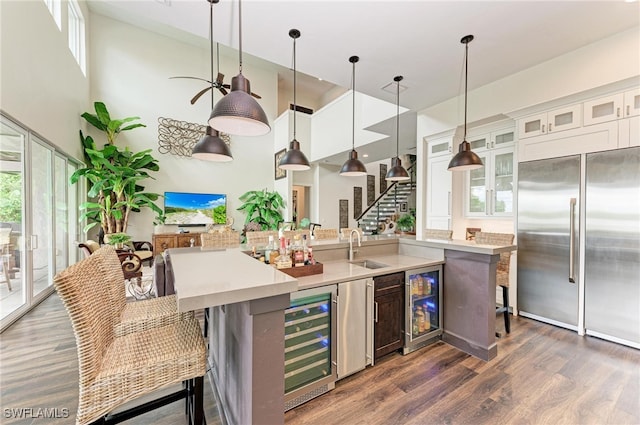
517 147 640 348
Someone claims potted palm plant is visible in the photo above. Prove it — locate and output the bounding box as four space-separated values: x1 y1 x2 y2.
70 102 162 238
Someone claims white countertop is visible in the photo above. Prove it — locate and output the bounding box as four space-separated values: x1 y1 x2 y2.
295 254 444 290
167 235 515 312
168 247 298 312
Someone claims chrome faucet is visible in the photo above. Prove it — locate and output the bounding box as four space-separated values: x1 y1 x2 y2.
349 229 361 261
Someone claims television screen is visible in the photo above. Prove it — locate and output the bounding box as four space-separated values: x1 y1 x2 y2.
164 192 227 225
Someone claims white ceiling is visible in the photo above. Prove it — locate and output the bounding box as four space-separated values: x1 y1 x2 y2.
87 1 639 165
88 0 640 113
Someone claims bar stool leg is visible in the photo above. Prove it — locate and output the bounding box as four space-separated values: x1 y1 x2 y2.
502 285 510 334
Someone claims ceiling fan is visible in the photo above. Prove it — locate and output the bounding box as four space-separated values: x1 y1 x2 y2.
170 42 261 105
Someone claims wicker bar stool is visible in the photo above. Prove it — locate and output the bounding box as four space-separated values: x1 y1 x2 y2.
313 228 339 240
200 230 240 248
245 230 278 247
54 253 206 425
424 228 453 240
93 245 193 337
475 231 515 335
340 228 363 239
282 229 310 241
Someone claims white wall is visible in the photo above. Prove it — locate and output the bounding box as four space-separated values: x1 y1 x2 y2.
1 0 91 160
310 91 395 162
89 13 278 241
417 27 640 137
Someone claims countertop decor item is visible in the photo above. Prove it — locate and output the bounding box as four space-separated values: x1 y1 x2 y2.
340 56 367 177
278 28 310 171
208 0 270 136
448 34 484 171
385 76 410 181
191 0 232 162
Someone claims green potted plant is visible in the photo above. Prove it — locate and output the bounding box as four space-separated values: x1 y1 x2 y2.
237 189 284 231
153 211 167 234
70 102 163 237
105 232 131 250
396 213 416 233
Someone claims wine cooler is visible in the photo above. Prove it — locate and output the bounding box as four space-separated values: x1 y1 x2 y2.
284 285 337 411
404 265 443 354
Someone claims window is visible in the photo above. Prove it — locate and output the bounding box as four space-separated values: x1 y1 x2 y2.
43 0 62 30
68 0 86 75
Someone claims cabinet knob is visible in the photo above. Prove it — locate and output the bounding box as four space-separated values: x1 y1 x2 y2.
617 107 621 118
548 123 553 132
542 124 546 133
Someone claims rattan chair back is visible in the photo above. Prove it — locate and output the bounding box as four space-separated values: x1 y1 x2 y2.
475 232 514 287
424 228 453 240
313 228 339 240
201 230 240 248
245 230 278 247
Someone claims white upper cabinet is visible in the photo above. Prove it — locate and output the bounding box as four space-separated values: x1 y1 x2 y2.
518 104 581 139
428 138 452 158
465 128 515 217
624 88 640 118
583 93 624 126
426 136 453 230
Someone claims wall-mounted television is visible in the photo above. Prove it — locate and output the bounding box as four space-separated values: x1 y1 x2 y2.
164 192 227 226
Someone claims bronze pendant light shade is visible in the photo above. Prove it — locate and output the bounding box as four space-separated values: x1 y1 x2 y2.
208 0 270 136
386 75 410 181
192 0 233 162
279 29 310 171
192 126 233 162
340 55 367 177
448 34 484 171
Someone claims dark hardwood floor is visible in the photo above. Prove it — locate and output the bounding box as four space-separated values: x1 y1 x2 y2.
1 294 638 425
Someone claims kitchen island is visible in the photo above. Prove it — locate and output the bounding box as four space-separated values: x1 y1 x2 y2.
168 235 515 424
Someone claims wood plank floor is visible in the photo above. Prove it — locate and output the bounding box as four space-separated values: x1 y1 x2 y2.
2 294 639 425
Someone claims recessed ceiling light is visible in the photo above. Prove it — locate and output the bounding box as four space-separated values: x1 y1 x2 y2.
362 153 369 158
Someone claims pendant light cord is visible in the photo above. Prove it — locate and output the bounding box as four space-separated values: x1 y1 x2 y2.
352 59 356 150
238 0 243 74
293 35 297 140
463 39 468 141
209 0 214 110
396 79 400 157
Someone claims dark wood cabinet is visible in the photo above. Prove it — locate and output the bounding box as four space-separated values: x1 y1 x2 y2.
374 271 405 360
152 232 202 255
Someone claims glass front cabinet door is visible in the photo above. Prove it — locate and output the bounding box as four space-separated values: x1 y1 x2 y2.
466 128 515 217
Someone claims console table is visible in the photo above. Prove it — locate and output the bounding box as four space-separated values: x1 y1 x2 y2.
152 232 203 255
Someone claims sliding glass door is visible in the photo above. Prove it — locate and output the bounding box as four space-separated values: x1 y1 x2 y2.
0 119 27 321
0 114 81 331
31 137 54 299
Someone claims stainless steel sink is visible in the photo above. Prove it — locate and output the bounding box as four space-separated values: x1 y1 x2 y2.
349 259 389 269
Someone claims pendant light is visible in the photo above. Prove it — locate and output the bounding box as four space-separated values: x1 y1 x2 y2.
278 29 310 171
340 56 367 177
448 34 483 171
192 0 232 162
385 75 410 181
208 0 270 136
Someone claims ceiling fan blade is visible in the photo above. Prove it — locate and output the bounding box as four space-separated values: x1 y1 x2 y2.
215 72 225 85
218 87 228 96
191 86 213 105
170 76 213 84
251 92 262 99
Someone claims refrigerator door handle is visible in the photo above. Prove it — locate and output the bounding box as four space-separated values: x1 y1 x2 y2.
569 197 577 283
